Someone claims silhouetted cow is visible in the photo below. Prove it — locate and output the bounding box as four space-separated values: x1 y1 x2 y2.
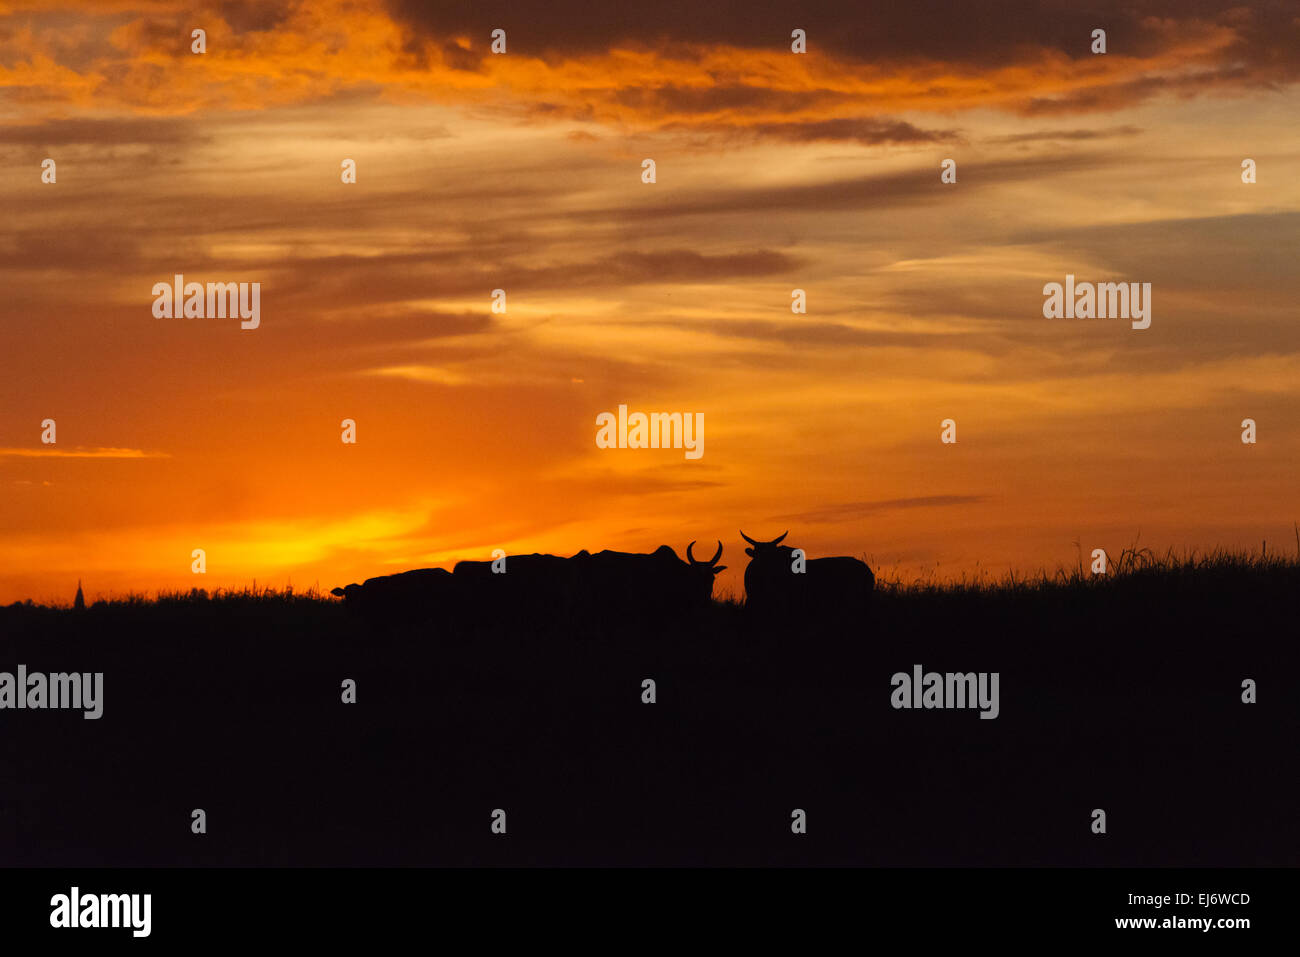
329 567 456 622
739 530 874 622
452 551 592 622
584 541 726 616
335 542 727 627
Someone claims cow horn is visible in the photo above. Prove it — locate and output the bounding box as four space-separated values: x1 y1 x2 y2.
741 529 787 546
688 540 725 566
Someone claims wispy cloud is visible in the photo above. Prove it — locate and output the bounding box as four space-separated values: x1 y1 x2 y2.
0 447 169 459
1 1 1298 604
986 125 1144 145
777 496 990 525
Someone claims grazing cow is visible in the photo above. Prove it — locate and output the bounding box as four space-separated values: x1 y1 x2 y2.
739 530 874 621
584 541 726 616
334 542 728 626
329 567 457 622
452 551 592 621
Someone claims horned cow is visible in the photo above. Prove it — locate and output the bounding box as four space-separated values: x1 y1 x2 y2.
739 530 874 621
584 541 725 616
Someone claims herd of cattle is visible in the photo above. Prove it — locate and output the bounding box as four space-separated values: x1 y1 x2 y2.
330 531 875 621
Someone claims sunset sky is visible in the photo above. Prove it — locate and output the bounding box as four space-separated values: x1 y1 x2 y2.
2 0 1298 604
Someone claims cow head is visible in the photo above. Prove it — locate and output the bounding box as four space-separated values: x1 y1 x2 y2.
740 529 789 560
686 539 725 605
686 539 726 576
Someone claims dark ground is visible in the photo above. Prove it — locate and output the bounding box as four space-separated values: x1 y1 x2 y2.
1 555 1296 866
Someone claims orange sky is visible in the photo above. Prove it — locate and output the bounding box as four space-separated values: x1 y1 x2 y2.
2 0 1299 604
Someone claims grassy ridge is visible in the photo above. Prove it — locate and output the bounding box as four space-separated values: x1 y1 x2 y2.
5 545 1298 611
2 545 1293 866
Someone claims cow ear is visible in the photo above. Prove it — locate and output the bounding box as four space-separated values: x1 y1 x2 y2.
330 587 345 597
713 565 727 574
745 547 754 556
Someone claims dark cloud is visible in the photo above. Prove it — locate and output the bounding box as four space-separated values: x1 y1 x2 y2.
385 0 1300 81
742 117 959 145
268 248 803 305
1017 67 1254 115
1008 211 1300 295
0 228 145 270
214 0 297 33
439 39 484 71
378 1 1300 128
666 319 962 351
0 116 203 147
380 1 1093 60
986 125 1143 144
15 245 804 316
591 152 1126 222
577 249 799 284
775 495 990 524
613 86 896 121
615 84 780 113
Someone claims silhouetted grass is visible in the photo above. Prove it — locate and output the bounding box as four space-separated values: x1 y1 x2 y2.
2 544 1294 866
10 545 1297 614
5 545 1298 614
874 545 1300 598
3 583 332 612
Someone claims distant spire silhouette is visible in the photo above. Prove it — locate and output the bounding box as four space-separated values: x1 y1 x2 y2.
74 579 85 610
